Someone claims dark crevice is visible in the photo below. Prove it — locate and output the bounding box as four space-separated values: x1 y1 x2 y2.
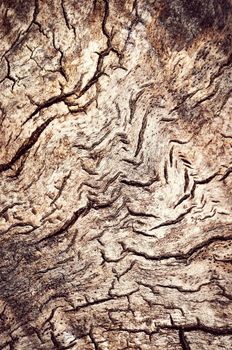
0 117 55 173
160 321 232 336
120 229 232 262
37 202 92 244
121 175 159 187
127 207 159 219
179 328 191 350
174 194 190 208
220 167 232 181
134 109 149 157
150 206 194 231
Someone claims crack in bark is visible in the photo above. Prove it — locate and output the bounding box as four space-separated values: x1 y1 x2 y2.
51 171 72 205
220 167 232 181
0 117 55 173
37 202 92 244
179 328 191 350
149 206 194 231
159 321 232 336
134 109 149 157
174 194 191 209
120 229 232 262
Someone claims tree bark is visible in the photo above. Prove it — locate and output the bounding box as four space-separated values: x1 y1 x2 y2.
0 0 232 349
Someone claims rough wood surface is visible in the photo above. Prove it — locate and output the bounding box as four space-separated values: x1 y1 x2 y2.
0 1 232 349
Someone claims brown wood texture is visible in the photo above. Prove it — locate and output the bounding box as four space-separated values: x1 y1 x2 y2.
0 1 232 349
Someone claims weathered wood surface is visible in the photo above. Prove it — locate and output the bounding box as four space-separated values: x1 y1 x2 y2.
0 0 232 349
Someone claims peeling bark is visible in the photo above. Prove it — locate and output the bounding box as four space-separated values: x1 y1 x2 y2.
0 0 232 349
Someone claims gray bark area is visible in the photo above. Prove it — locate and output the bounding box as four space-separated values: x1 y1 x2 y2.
0 0 232 349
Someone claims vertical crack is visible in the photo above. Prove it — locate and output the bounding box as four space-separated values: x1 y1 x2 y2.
179 329 191 350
